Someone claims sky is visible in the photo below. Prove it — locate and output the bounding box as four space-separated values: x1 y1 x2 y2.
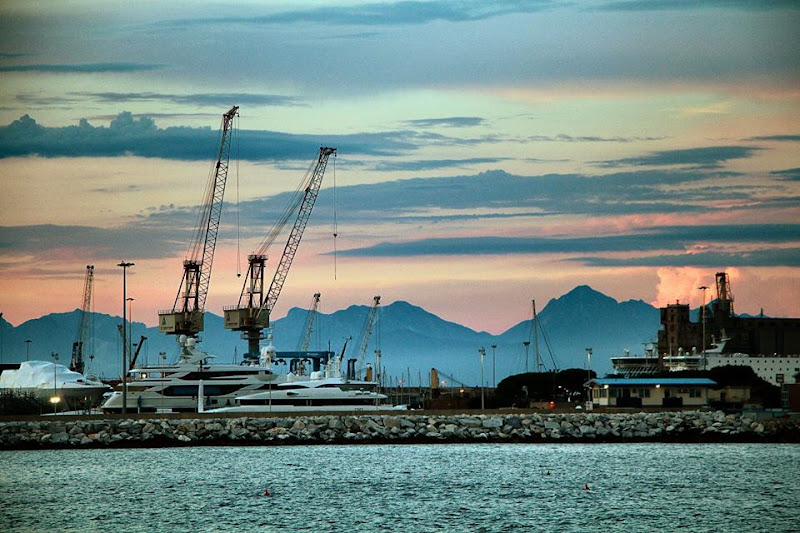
0 0 798 336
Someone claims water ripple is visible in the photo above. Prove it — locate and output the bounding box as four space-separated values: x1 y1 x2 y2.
1 443 798 532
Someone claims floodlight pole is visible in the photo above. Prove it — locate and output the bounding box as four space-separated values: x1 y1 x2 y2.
479 347 486 411
118 261 134 415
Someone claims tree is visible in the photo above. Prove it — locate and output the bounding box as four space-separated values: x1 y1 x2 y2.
494 368 595 407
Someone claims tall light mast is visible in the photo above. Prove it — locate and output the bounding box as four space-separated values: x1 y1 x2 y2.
224 147 336 360
159 106 238 338
70 265 94 374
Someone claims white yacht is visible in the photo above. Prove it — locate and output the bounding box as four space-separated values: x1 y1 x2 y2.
0 360 111 410
102 335 284 413
207 354 406 414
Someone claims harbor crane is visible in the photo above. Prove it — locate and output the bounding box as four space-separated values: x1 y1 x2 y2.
715 271 734 315
297 293 321 351
159 106 238 338
130 336 148 369
70 265 94 375
224 147 336 361
351 295 380 379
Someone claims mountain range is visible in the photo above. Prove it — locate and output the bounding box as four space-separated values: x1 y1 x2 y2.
0 286 660 385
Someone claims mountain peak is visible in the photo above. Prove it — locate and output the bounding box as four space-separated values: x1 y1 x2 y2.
545 285 618 309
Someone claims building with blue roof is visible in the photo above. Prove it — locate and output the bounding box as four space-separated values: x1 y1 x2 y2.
586 377 718 408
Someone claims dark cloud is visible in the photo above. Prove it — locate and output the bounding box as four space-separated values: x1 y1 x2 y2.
14 94 80 107
337 224 800 256
578 249 800 268
594 0 800 11
748 134 800 142
3 166 797 270
0 112 530 161
314 169 717 221
0 112 417 160
405 117 486 128
87 113 218 121
372 158 509 172
74 92 305 108
0 62 162 73
596 146 761 168
528 134 665 143
173 1 558 28
236 168 795 238
771 168 800 181
0 224 189 263
13 91 302 110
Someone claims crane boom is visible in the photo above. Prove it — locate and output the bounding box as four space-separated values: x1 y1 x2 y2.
355 296 381 370
159 105 238 337
130 335 148 369
432 367 469 389
261 147 336 317
224 146 336 360
297 293 321 351
70 264 94 374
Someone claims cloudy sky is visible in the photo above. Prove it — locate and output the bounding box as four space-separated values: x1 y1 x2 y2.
0 0 798 336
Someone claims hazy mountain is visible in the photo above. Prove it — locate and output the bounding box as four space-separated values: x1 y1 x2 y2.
0 286 661 384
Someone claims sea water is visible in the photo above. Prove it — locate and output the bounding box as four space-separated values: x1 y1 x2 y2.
1 443 798 532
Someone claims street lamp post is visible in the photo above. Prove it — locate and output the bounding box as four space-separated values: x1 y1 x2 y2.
523 341 530 373
698 285 709 370
127 297 135 373
491 345 497 388
585 347 593 405
586 348 592 381
118 261 134 415
51 352 59 414
160 351 166 412
25 339 32 361
479 347 486 410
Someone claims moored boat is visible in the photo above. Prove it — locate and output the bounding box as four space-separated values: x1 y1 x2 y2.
0 360 111 411
102 335 283 413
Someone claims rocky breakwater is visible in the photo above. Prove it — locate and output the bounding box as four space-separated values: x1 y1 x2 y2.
1 411 798 449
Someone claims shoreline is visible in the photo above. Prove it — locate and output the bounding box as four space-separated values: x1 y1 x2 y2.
2 410 799 450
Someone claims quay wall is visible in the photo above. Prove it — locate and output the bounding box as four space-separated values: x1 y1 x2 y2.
1 411 799 449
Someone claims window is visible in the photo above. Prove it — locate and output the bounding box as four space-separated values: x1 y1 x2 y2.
689 389 701 398
609 388 618 398
637 388 651 398
776 374 784 384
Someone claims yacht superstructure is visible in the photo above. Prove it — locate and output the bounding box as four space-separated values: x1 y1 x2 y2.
102 335 282 413
207 348 405 413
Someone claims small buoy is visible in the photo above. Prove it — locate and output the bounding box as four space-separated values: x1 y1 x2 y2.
264 488 271 497
546 470 551 476
584 483 590 491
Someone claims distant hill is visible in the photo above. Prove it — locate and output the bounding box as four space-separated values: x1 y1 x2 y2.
0 286 661 384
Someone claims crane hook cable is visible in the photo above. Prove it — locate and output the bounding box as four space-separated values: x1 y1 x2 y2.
332 152 338 280
235 113 241 278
